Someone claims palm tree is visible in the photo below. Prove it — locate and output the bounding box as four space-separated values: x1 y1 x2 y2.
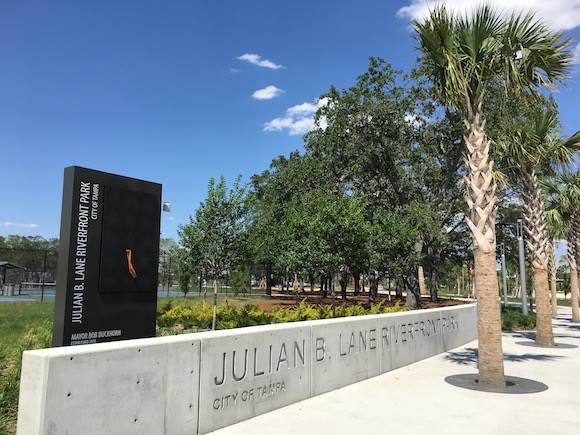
545 172 580 322
547 221 566 317
495 103 580 345
545 182 572 317
414 5 572 386
571 209 580 322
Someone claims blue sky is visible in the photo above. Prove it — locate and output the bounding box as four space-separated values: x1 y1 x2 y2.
1 0 580 245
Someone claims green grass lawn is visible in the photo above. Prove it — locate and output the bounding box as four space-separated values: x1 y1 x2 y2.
505 296 574 307
0 302 54 433
0 302 54 352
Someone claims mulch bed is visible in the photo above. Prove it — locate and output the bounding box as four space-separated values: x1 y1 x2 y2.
254 292 467 311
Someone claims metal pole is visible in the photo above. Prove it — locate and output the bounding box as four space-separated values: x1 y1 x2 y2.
41 249 47 303
462 265 465 297
266 262 272 296
517 219 528 315
501 243 508 306
168 256 172 296
165 257 169 298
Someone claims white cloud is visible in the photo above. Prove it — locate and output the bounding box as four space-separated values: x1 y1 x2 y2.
573 43 580 65
252 85 285 100
237 53 284 69
404 113 426 128
397 1 580 31
264 98 328 136
287 102 319 116
1 221 39 229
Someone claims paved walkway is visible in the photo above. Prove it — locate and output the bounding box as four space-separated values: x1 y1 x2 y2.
212 306 580 434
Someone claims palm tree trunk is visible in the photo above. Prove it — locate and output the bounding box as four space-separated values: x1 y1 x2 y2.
571 267 580 323
568 223 580 322
464 112 504 387
548 239 558 316
568 210 580 322
533 267 554 345
474 250 505 386
521 170 553 345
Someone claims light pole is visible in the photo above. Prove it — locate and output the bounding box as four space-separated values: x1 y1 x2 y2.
501 243 508 306
517 219 528 315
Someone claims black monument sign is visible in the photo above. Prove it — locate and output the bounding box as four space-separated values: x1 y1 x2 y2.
53 166 162 346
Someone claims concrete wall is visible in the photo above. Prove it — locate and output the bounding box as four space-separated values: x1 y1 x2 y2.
18 304 477 434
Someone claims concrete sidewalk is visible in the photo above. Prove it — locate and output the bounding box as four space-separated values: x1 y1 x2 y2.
212 306 580 434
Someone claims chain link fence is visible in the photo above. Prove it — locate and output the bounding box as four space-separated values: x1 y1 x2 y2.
0 248 58 297
0 250 274 299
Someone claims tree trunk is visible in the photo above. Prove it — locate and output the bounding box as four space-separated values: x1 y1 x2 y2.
548 238 558 317
340 269 348 301
533 267 554 345
202 273 207 306
395 276 403 300
418 265 426 295
404 274 421 309
294 272 300 305
292 271 299 292
571 267 580 323
353 272 361 296
570 210 580 322
464 111 504 387
521 170 553 345
568 224 580 322
368 272 378 303
330 272 336 317
474 250 505 386
429 265 438 302
212 278 218 330
266 262 272 296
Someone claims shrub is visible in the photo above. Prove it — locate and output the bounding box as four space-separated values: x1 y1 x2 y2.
158 305 195 328
157 299 174 316
288 300 321 321
217 301 239 329
269 307 293 324
369 300 386 314
337 303 367 317
229 266 251 296
316 304 334 319
190 304 214 329
382 300 405 314
236 304 267 327
156 299 408 331
501 306 536 330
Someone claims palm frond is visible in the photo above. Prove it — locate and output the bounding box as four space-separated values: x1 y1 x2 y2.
413 4 574 116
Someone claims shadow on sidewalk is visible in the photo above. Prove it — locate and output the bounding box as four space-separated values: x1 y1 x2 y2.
503 330 580 341
557 323 580 332
444 347 564 367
